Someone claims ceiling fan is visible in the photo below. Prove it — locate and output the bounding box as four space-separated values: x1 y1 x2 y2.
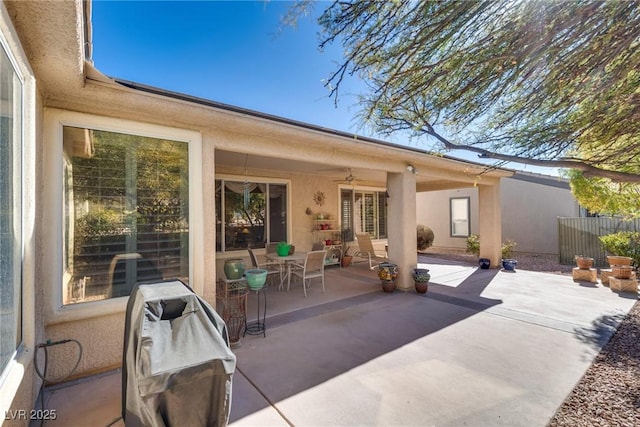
333 168 358 185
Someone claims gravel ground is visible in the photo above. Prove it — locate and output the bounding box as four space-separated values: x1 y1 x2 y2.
548 299 640 426
424 247 640 426
421 248 575 275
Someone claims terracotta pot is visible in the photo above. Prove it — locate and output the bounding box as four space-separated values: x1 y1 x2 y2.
612 265 633 279
381 280 396 293
575 256 594 269
341 255 353 267
607 256 633 267
414 281 429 294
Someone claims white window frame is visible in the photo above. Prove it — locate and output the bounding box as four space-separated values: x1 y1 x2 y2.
339 184 387 240
450 196 471 237
0 29 24 388
215 174 291 254
43 109 202 324
0 14 36 412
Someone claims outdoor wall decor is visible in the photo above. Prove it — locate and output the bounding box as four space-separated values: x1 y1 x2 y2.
313 190 326 207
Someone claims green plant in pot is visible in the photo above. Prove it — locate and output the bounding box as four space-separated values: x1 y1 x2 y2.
341 245 353 267
412 268 431 294
276 241 291 257
501 239 517 271
340 228 354 267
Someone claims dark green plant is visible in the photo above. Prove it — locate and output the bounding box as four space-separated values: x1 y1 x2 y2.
600 231 640 267
75 208 123 236
417 224 435 251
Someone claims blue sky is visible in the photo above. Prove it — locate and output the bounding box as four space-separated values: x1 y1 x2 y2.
91 1 559 176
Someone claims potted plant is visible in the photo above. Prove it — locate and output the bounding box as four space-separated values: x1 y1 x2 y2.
377 262 398 292
341 245 354 267
501 239 517 271
412 268 431 294
466 234 488 268
340 228 354 267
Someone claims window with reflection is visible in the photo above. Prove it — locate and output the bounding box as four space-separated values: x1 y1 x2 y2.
0 41 23 377
62 126 189 304
450 197 470 237
340 189 387 239
215 179 287 252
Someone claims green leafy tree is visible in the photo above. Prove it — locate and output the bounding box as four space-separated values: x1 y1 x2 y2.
290 0 640 185
567 169 640 218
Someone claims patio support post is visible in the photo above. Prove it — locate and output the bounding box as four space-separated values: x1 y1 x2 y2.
201 140 217 304
386 170 417 291
478 182 502 267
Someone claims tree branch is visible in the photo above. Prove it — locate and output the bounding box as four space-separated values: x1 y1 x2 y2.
424 126 640 183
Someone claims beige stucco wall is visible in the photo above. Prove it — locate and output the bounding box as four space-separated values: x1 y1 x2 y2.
2 1 509 416
416 187 479 250
500 177 580 254
0 1 43 420
213 163 362 281
417 176 580 255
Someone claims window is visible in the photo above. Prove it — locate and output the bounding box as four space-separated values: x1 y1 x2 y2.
450 197 470 237
215 179 288 252
0 42 23 377
340 189 387 240
62 126 189 304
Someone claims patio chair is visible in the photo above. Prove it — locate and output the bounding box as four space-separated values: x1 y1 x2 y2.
354 233 387 270
265 242 279 256
247 248 282 287
287 250 326 297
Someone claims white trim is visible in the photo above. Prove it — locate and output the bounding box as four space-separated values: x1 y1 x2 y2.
338 183 385 192
215 173 290 185
43 108 203 324
0 3 35 414
214 174 292 254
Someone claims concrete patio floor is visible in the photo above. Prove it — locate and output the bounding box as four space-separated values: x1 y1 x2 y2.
38 256 637 427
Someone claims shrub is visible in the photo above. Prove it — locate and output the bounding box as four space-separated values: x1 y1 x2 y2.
501 239 517 259
417 224 435 251
466 234 480 255
466 234 517 259
599 231 640 267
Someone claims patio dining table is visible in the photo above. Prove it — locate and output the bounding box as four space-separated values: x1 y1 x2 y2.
265 251 306 291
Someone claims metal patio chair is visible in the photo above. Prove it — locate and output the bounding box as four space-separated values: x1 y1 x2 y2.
354 233 387 270
287 250 326 297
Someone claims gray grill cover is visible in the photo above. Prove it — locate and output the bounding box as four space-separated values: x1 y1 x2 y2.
123 280 236 427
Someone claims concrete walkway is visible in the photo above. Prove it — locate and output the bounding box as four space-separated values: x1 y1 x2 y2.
229 259 636 426
41 258 637 426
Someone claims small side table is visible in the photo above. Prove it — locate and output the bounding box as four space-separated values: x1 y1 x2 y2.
244 286 267 337
217 278 248 348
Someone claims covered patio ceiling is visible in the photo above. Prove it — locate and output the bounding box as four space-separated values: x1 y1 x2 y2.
215 148 510 191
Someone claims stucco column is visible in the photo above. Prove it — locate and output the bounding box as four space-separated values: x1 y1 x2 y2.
478 182 502 267
201 139 216 303
387 170 417 291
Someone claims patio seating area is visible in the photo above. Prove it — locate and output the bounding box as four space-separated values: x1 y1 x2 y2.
39 256 637 427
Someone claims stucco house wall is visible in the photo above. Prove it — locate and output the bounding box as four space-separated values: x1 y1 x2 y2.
417 173 581 255
1 0 511 417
